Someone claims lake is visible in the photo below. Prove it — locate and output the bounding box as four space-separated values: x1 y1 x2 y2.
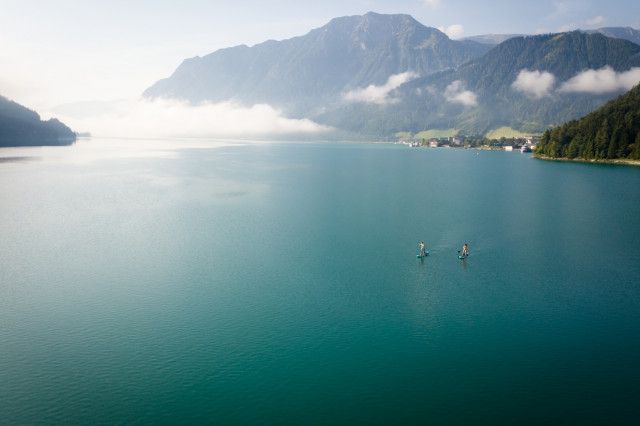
1 139 640 424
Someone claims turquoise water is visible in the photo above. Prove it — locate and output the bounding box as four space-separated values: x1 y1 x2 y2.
2 140 640 424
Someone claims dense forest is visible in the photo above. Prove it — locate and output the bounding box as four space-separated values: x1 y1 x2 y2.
535 84 640 160
0 95 76 147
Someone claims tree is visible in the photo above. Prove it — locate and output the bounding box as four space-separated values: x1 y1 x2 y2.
566 138 580 159
607 127 621 159
631 133 640 160
594 119 609 159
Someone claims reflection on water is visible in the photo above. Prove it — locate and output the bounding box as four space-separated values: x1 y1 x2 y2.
0 156 38 163
460 257 468 271
0 137 246 166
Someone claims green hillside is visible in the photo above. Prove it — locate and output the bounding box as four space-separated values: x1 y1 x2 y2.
486 127 532 139
414 129 459 139
535 84 640 160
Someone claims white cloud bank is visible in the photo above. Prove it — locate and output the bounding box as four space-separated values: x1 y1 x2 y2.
444 80 478 106
559 66 640 94
512 69 556 98
438 24 465 39
343 72 418 105
51 98 331 138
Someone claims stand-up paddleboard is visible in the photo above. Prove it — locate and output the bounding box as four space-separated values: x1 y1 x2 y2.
417 251 430 258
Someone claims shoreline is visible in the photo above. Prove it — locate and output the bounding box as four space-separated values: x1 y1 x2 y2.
534 154 640 167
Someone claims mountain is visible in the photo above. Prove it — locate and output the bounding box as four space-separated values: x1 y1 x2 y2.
0 96 76 147
317 31 640 135
143 12 491 114
461 34 523 45
535 83 640 160
144 15 640 138
589 27 640 46
466 27 640 46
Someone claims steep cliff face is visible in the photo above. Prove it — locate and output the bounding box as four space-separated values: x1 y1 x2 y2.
143 12 490 111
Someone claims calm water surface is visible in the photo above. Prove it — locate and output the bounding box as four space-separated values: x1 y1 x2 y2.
1 139 640 424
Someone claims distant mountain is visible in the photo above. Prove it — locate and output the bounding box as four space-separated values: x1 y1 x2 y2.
466 27 640 46
317 31 640 135
536 83 640 160
144 12 491 113
461 34 523 45
589 27 640 46
144 15 640 138
0 96 76 147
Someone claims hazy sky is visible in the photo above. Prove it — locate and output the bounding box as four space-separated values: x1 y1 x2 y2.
1 0 639 112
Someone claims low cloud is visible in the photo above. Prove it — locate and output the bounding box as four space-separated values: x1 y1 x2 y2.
512 69 556 98
444 80 478 106
422 0 441 9
559 66 640 94
51 98 331 138
585 15 605 26
438 24 465 39
557 23 577 32
343 72 418 105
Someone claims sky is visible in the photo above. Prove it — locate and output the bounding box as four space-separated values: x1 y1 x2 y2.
1 0 638 115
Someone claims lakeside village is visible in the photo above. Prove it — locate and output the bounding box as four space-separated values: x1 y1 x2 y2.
396 134 540 153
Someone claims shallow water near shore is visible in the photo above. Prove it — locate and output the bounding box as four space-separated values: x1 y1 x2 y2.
2 139 640 424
